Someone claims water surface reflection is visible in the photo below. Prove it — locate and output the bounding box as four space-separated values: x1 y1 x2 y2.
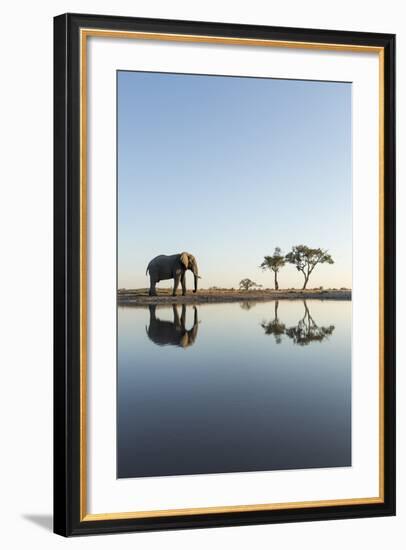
260 300 335 345
117 300 351 478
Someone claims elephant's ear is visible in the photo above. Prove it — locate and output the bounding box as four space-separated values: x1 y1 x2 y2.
180 252 189 269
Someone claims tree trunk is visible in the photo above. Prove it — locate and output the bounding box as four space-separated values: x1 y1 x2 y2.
302 274 309 290
274 271 279 290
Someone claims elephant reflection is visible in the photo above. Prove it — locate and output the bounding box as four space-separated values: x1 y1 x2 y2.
146 304 199 348
261 300 335 346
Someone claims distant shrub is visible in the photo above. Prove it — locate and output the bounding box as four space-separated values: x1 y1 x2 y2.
239 278 261 291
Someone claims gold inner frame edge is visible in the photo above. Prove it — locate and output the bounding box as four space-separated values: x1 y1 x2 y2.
79 28 385 522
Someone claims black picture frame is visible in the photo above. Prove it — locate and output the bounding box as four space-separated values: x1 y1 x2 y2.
54 12 396 537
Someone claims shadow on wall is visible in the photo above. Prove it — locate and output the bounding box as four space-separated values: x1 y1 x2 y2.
22 514 53 532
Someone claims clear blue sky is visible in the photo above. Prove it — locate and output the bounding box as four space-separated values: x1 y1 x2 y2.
117 71 352 290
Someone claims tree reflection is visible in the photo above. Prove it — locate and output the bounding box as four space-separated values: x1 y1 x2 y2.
285 301 335 345
240 301 257 311
261 300 335 346
260 301 285 344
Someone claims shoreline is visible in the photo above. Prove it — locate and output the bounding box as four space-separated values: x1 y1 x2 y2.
117 289 351 305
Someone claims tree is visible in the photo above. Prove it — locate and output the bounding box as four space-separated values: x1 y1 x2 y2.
260 247 286 290
239 278 261 291
285 245 334 289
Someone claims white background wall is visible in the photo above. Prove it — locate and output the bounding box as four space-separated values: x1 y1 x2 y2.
0 1 403 548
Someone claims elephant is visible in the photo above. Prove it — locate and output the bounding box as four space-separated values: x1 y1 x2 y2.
145 304 199 348
146 252 199 296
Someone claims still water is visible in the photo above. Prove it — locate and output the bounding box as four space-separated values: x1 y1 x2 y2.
117 300 351 478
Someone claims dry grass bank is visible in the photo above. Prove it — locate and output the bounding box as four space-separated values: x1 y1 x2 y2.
117 288 351 305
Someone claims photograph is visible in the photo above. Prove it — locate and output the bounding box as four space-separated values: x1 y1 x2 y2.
116 70 353 479
52 11 396 537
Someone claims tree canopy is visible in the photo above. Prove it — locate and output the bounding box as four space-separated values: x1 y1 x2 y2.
285 245 334 289
260 247 286 290
239 278 261 291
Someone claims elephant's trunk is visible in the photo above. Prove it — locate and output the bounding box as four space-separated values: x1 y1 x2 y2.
193 266 200 292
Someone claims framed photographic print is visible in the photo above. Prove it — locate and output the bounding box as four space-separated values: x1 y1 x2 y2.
53 13 396 536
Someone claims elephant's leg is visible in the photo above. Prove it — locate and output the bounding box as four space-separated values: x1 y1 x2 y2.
172 273 180 296
149 275 157 296
181 272 187 296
